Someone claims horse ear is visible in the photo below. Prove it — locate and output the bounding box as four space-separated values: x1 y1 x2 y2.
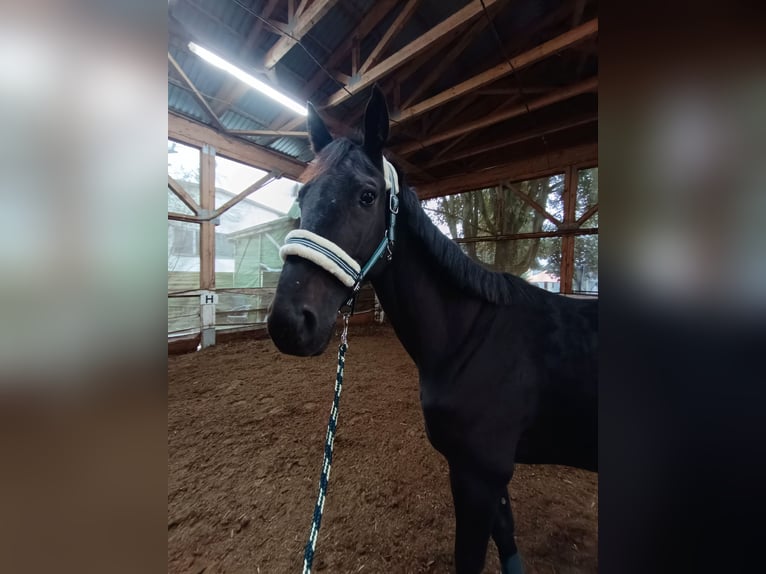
363 84 389 159
307 102 332 154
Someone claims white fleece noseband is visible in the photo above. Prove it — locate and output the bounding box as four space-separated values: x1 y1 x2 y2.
279 157 400 291
279 229 361 288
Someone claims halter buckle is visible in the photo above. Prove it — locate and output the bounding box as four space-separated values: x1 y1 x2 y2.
386 240 394 261
389 193 399 215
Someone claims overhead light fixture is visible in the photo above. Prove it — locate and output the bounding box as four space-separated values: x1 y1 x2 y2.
188 42 307 116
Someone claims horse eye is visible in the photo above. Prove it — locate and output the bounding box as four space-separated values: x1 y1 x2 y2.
360 190 376 206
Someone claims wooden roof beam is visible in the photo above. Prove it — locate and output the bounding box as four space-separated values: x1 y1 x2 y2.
169 113 306 180
399 8 493 110
425 114 598 168
414 143 597 199
264 0 340 69
394 76 598 155
392 18 598 126
324 0 497 107
359 0 422 75
265 0 399 133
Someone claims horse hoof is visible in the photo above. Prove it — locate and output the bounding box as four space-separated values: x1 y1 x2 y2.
502 552 524 574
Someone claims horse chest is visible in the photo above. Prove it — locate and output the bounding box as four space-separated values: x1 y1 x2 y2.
418 374 520 470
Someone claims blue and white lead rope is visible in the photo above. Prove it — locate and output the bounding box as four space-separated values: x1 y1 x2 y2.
302 334 348 574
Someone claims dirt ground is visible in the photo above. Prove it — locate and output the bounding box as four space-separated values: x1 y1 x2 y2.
168 324 597 574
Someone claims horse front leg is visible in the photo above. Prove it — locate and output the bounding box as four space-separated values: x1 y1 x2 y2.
448 463 502 574
492 486 524 574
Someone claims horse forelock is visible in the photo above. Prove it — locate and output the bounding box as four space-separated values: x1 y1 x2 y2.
300 138 382 195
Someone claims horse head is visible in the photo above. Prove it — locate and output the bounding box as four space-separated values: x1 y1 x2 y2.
267 85 395 356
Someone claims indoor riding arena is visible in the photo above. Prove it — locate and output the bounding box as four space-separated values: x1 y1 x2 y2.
168 0 598 572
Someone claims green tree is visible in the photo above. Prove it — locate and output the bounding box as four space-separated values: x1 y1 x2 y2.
422 168 598 292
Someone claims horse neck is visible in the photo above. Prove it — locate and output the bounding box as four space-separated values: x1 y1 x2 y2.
370 213 483 371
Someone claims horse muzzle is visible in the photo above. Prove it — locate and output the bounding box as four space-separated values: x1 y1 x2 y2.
267 257 346 356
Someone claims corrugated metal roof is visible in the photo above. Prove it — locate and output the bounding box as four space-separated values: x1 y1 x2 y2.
168 83 207 122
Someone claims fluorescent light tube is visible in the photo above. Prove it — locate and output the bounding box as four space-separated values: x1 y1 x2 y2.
188 42 307 116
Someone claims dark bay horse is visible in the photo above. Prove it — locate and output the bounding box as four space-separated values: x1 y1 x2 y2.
267 86 598 574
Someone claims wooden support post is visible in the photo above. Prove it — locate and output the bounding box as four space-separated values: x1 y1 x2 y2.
560 165 577 294
200 144 216 347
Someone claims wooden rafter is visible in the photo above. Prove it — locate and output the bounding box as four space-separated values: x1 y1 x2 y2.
295 0 311 18
426 114 598 168
168 52 225 130
264 0 399 135
325 0 498 107
394 77 598 155
385 150 435 183
264 0 340 69
414 143 597 198
168 175 200 214
392 19 598 125
476 86 552 96
400 11 491 109
359 0 422 75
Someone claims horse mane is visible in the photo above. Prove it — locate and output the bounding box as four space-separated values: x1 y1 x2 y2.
304 138 546 305
397 178 547 306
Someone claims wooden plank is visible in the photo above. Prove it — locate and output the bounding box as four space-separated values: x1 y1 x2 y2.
425 114 598 168
213 171 281 218
359 0 422 75
414 143 597 198
393 19 598 125
169 113 306 180
168 175 200 214
394 77 598 155
168 52 225 130
454 227 598 244
325 0 497 107
264 0 340 69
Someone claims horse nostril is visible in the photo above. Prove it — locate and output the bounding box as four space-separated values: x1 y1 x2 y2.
302 307 317 333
